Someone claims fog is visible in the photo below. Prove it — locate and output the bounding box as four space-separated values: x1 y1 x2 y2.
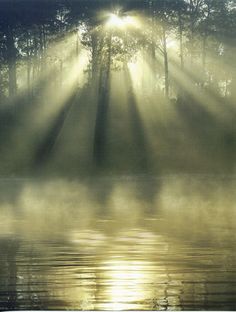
0 0 236 310
1 176 236 241
1 176 236 310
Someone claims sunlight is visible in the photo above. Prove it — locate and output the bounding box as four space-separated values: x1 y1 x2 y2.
123 15 140 28
1 1 236 310
106 13 140 29
128 59 143 88
65 49 89 89
107 14 125 28
166 53 231 119
27 49 89 137
102 260 148 310
128 52 155 93
166 38 179 50
15 32 77 96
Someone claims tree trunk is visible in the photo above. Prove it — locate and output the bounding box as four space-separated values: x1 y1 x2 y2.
60 59 63 88
201 35 207 88
189 0 195 65
0 63 4 101
39 25 45 74
76 31 79 58
202 35 206 69
26 31 31 96
230 70 236 100
178 10 184 70
151 4 156 94
163 26 169 98
32 32 38 86
190 19 194 65
202 2 211 86
6 26 17 97
93 33 111 168
91 34 97 82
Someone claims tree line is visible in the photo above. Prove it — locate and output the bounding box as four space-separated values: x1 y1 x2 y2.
0 0 235 103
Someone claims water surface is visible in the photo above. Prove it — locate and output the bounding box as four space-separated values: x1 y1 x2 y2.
0 175 236 310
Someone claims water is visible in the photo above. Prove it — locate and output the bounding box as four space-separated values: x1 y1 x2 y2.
0 176 236 310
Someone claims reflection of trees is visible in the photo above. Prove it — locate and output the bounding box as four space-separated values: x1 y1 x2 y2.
6 240 18 310
0 239 19 310
1 176 236 310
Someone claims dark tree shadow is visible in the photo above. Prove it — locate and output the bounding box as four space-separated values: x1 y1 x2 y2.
93 61 111 170
33 89 78 169
175 93 236 172
124 65 149 173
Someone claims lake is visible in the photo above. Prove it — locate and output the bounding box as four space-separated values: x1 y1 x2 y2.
0 175 236 310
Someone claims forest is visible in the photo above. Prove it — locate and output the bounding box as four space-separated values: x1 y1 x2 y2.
1 2 236 311
0 0 236 176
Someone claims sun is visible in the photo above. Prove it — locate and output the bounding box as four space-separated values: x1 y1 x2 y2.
166 37 179 50
107 14 125 28
106 13 140 29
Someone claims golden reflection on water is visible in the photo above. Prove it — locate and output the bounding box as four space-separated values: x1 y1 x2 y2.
52 229 176 311
0 176 236 310
99 260 147 310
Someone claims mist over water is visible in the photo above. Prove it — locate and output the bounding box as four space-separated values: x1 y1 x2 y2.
1 176 236 310
1 0 236 310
